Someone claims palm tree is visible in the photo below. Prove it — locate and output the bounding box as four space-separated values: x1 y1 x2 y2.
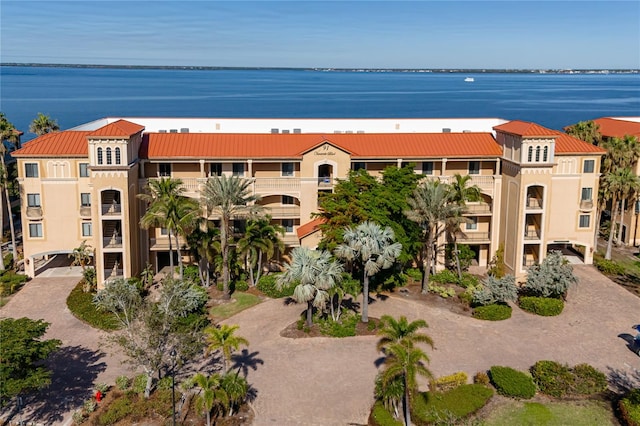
236 216 284 286
220 370 249 416
0 113 19 264
449 174 481 278
68 240 93 272
139 177 200 279
192 372 228 426
380 342 433 426
28 113 59 136
376 315 433 352
186 221 220 287
334 221 402 323
604 168 634 259
565 120 601 145
616 170 640 245
201 175 263 298
405 180 462 293
277 247 343 327
204 324 249 374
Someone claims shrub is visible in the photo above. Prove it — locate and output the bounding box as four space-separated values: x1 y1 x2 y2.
115 376 130 391
572 363 607 395
472 275 518 306
98 394 134 425
72 410 85 425
620 389 640 426
487 243 506 278
95 382 110 393
257 273 295 298
594 256 625 276
524 251 577 299
83 399 97 413
428 284 456 298
530 360 574 398
156 376 173 390
233 280 249 292
473 371 491 386
433 372 468 392
406 268 422 283
473 304 512 321
370 400 403 426
132 374 148 395
489 366 536 399
0 272 27 296
412 384 494 423
182 264 200 284
458 272 479 289
318 311 359 337
431 269 458 285
66 281 119 330
519 296 564 316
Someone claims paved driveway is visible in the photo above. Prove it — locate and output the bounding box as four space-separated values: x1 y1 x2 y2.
0 276 131 425
229 265 640 426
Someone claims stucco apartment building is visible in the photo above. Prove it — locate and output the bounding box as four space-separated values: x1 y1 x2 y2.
11 117 604 284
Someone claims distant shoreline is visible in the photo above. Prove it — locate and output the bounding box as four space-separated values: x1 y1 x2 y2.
1 63 638 74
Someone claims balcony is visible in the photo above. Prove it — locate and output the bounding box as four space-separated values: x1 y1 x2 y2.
580 199 594 211
523 258 538 268
80 206 92 217
464 203 492 215
265 205 301 218
456 232 490 242
425 175 495 196
283 233 300 246
524 229 541 240
103 236 123 249
26 206 43 219
526 197 543 209
102 203 122 216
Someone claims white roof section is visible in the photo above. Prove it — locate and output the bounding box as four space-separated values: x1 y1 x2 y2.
70 117 509 135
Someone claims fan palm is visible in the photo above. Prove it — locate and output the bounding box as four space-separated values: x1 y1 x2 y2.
0 113 20 265
204 324 249 374
277 247 343 327
201 175 263 298
29 113 60 136
192 372 229 426
334 221 402 323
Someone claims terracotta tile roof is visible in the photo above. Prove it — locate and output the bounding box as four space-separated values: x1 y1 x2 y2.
592 117 640 138
88 119 145 138
11 131 90 157
494 120 605 155
141 132 503 160
296 218 326 239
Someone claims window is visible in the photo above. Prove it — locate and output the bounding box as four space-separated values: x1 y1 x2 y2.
468 161 480 175
352 162 366 171
82 222 92 237
422 161 434 175
281 162 294 177
25 163 39 178
115 147 121 165
282 195 294 205
232 163 244 176
27 193 41 207
581 187 593 201
466 217 478 230
79 163 89 177
527 146 533 162
29 223 43 238
283 219 294 233
160 228 168 235
210 163 222 176
81 193 91 207
159 163 171 177
579 214 590 228
535 146 541 162
543 146 548 162
583 159 595 173
97 148 103 165
106 147 112 165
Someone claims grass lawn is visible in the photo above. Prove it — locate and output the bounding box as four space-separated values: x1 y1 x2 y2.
210 292 261 321
482 400 616 426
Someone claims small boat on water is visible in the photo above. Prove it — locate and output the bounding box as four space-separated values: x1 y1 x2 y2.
464 77 475 82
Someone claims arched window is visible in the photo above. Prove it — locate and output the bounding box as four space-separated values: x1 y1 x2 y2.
115 147 121 165
535 146 541 162
527 146 533 162
106 147 112 165
97 147 103 165
543 146 548 162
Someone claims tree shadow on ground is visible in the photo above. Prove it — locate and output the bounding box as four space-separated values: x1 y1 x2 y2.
231 349 264 378
607 365 640 393
8 345 107 425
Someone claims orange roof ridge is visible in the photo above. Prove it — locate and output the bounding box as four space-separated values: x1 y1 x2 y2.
493 120 557 137
88 119 145 138
296 218 326 239
592 117 640 138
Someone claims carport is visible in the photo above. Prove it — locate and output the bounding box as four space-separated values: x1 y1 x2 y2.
25 251 88 278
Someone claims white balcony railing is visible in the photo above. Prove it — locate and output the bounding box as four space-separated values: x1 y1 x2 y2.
456 232 490 242
103 236 123 248
102 203 122 215
264 205 301 218
425 175 495 195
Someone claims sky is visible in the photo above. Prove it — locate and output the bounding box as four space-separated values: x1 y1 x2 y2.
1 1 639 69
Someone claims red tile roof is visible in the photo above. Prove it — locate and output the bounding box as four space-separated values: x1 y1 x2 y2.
141 132 503 160
494 120 605 155
11 131 90 157
592 118 640 138
296 218 326 239
88 119 145 138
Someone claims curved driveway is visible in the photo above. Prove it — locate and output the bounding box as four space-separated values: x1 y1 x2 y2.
228 265 640 426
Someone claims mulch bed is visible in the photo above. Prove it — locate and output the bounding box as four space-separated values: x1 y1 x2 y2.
280 317 382 338
389 281 474 318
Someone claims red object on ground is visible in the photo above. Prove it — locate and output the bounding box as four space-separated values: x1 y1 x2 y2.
95 390 102 402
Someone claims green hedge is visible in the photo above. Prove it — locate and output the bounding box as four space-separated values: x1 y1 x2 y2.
489 366 536 399
530 360 574 397
257 273 295 298
66 281 120 331
572 363 608 395
593 256 625 276
412 384 494 424
620 389 640 426
519 296 564 316
473 304 512 321
0 271 28 296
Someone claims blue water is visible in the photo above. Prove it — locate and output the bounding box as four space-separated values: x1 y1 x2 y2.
1 66 639 141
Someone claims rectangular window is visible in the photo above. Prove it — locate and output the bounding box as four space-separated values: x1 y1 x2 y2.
281 162 294 177
79 163 89 177
352 162 366 171
158 164 171 177
25 163 39 178
232 163 245 176
468 161 480 175
422 161 434 175
583 159 595 173
210 163 222 176
82 222 92 237
81 193 91 207
581 187 593 201
160 228 168 236
29 223 43 238
282 195 295 205
466 217 478 230
27 193 41 207
283 219 294 233
579 214 590 228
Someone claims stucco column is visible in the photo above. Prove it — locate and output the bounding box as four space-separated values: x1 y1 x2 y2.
247 160 253 177
441 158 448 175
397 158 403 168
25 256 35 278
199 159 206 177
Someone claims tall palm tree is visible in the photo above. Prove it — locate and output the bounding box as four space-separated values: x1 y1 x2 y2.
334 221 402 323
192 372 229 426
186 221 220 287
0 113 19 264
201 175 263 298
616 170 640 245
220 370 249 416
236 216 284 286
376 315 433 353
405 180 462 293
604 168 634 259
565 120 601 145
204 324 249 374
28 113 59 136
449 174 481 278
277 247 343 327
380 342 433 426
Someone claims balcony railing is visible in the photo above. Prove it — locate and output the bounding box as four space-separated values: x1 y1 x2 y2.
79 206 92 217
524 230 541 240
102 203 122 215
26 206 43 218
523 258 538 267
265 205 301 218
283 233 300 246
526 197 543 209
464 203 492 214
103 236 123 248
104 269 124 281
425 175 495 195
456 232 490 242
